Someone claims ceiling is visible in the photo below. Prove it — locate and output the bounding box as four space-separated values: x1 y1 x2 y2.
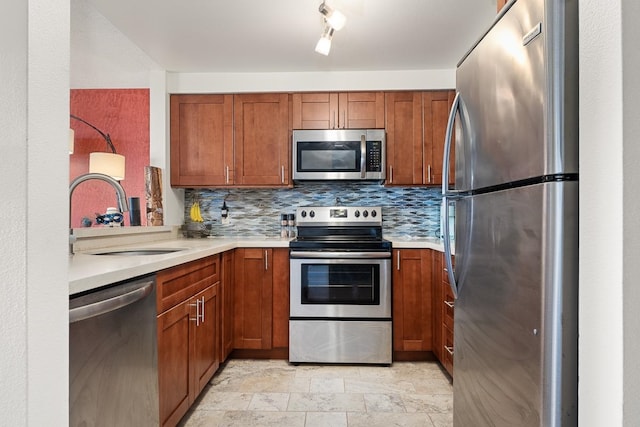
86 0 498 73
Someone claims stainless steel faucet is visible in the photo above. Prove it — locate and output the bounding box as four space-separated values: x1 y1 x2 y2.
69 173 129 254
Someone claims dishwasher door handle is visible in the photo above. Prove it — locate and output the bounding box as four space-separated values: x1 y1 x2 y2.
69 280 154 323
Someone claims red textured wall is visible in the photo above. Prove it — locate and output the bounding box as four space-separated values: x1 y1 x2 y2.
70 89 150 228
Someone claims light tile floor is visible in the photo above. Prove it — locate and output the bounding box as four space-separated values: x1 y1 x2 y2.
179 359 453 427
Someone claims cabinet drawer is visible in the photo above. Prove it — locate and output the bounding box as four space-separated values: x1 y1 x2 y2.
443 298 454 331
443 324 454 375
157 255 221 313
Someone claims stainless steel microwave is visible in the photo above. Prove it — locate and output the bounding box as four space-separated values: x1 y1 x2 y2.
292 129 386 181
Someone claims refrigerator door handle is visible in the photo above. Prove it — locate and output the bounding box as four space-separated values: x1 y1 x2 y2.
442 92 460 197
442 196 458 298
442 93 461 299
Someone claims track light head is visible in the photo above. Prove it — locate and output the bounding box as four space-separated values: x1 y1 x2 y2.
318 2 347 31
315 24 335 56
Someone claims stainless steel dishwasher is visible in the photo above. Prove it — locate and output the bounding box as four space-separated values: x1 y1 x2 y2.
69 274 159 426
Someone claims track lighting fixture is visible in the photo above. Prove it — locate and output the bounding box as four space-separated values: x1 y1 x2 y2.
314 24 334 56
318 2 346 31
314 2 346 56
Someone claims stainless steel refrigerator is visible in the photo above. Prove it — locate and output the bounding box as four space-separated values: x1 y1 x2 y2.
441 0 578 425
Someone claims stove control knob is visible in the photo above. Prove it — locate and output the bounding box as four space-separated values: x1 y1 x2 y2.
371 210 377 218
309 210 315 218
300 210 307 218
363 210 369 218
354 210 360 218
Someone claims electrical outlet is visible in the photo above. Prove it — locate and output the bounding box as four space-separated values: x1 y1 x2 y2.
221 201 230 225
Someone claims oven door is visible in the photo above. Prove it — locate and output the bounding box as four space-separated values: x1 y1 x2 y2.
290 253 391 318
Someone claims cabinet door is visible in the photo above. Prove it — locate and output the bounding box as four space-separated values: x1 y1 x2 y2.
271 248 290 349
157 300 191 427
234 94 290 186
392 249 433 351
338 92 385 129
220 250 235 362
292 92 384 129
170 94 234 187
431 251 443 362
233 248 273 349
292 93 339 129
423 90 455 186
191 284 220 399
441 254 455 377
385 92 423 185
497 0 508 12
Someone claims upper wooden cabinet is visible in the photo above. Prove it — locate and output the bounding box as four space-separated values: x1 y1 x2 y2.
234 93 291 186
292 92 384 129
170 93 290 188
385 90 455 186
385 92 423 185
423 90 455 186
170 94 234 187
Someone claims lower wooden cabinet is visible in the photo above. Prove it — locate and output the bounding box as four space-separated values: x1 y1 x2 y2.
156 256 221 427
233 248 274 349
392 249 433 353
233 248 289 352
431 251 444 362
271 248 290 349
442 261 455 376
432 251 454 377
220 250 234 362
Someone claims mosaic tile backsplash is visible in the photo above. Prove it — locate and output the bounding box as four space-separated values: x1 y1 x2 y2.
184 183 444 239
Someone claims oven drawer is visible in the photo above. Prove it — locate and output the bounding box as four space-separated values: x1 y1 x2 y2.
289 319 392 364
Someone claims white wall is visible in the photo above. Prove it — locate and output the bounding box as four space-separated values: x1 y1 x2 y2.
1 0 69 425
621 0 640 424
1 2 28 423
579 0 640 425
70 0 161 88
166 69 455 93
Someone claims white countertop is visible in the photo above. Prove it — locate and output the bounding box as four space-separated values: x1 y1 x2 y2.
69 237 290 296
387 237 445 251
69 235 448 296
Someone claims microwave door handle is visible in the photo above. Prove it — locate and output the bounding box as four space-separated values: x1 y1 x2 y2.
360 135 366 178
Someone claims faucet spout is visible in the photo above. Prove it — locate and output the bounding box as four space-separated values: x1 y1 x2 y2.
69 173 129 254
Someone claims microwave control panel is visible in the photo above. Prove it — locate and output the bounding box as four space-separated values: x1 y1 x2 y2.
366 141 383 172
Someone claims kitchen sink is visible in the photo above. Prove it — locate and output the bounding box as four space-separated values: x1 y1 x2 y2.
91 248 184 256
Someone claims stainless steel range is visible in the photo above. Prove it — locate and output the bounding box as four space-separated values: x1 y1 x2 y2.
289 206 392 364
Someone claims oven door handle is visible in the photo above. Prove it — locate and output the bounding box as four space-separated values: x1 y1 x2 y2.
290 251 391 259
